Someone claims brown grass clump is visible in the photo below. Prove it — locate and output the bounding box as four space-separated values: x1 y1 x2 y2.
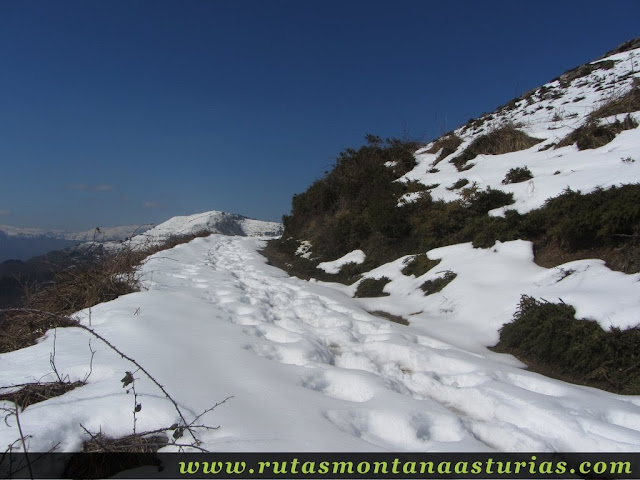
450 126 542 171
0 381 84 410
556 115 638 150
426 134 463 164
0 310 77 353
401 254 441 277
0 231 212 354
589 83 640 119
354 277 391 298
420 271 456 295
81 431 168 453
368 310 409 326
63 432 168 479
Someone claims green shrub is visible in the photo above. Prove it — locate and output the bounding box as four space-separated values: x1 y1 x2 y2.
354 277 391 298
502 166 533 184
401 254 441 277
495 296 640 394
462 186 515 215
447 178 470 190
420 271 456 295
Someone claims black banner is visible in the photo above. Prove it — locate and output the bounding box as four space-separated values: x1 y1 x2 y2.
1 452 639 479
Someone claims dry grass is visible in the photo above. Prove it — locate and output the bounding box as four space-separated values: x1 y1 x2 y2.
426 135 463 164
63 432 168 479
0 381 84 410
0 310 77 353
450 126 542 171
0 231 212 354
368 310 409 326
82 431 168 453
401 254 441 277
589 82 640 119
420 271 457 295
556 115 638 150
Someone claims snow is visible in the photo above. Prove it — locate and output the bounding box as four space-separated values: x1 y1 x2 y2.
317 250 366 274
2 45 640 456
398 47 640 217
132 210 281 245
2 235 639 454
295 240 313 259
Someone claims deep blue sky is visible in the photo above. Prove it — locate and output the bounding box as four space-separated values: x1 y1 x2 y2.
1 0 639 229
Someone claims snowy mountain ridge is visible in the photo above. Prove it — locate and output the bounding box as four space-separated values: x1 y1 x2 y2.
133 210 282 241
401 44 640 215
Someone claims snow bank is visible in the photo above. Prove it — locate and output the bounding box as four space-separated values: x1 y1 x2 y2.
317 250 366 274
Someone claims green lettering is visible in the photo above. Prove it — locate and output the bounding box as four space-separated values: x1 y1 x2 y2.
437 462 452 474
610 462 631 474
403 462 417 474
455 462 469 474
420 462 435 474
332 462 354 474
373 461 388 474
291 458 300 475
201 462 223 475
302 462 315 474
179 462 199 474
258 461 270 474
497 462 511 474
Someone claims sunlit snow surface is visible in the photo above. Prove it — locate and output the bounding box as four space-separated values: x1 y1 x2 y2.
2 235 639 453
399 47 640 216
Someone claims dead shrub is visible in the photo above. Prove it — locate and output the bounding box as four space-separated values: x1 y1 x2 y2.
354 277 391 297
589 84 640 119
401 254 441 277
0 310 77 353
369 310 409 326
420 271 457 295
426 135 463 164
450 126 542 171
0 381 83 410
556 115 638 150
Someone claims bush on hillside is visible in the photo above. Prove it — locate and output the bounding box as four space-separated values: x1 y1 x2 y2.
495 296 640 394
461 186 515 215
354 277 391 298
401 254 441 277
502 166 533 184
556 116 638 150
426 134 463 164
282 136 420 264
447 178 470 190
450 126 542 171
589 82 640 119
420 271 456 295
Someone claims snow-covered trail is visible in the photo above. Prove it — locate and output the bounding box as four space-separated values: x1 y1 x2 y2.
2 235 640 453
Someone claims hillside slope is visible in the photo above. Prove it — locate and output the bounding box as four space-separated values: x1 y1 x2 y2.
273 40 640 274
266 39 640 393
